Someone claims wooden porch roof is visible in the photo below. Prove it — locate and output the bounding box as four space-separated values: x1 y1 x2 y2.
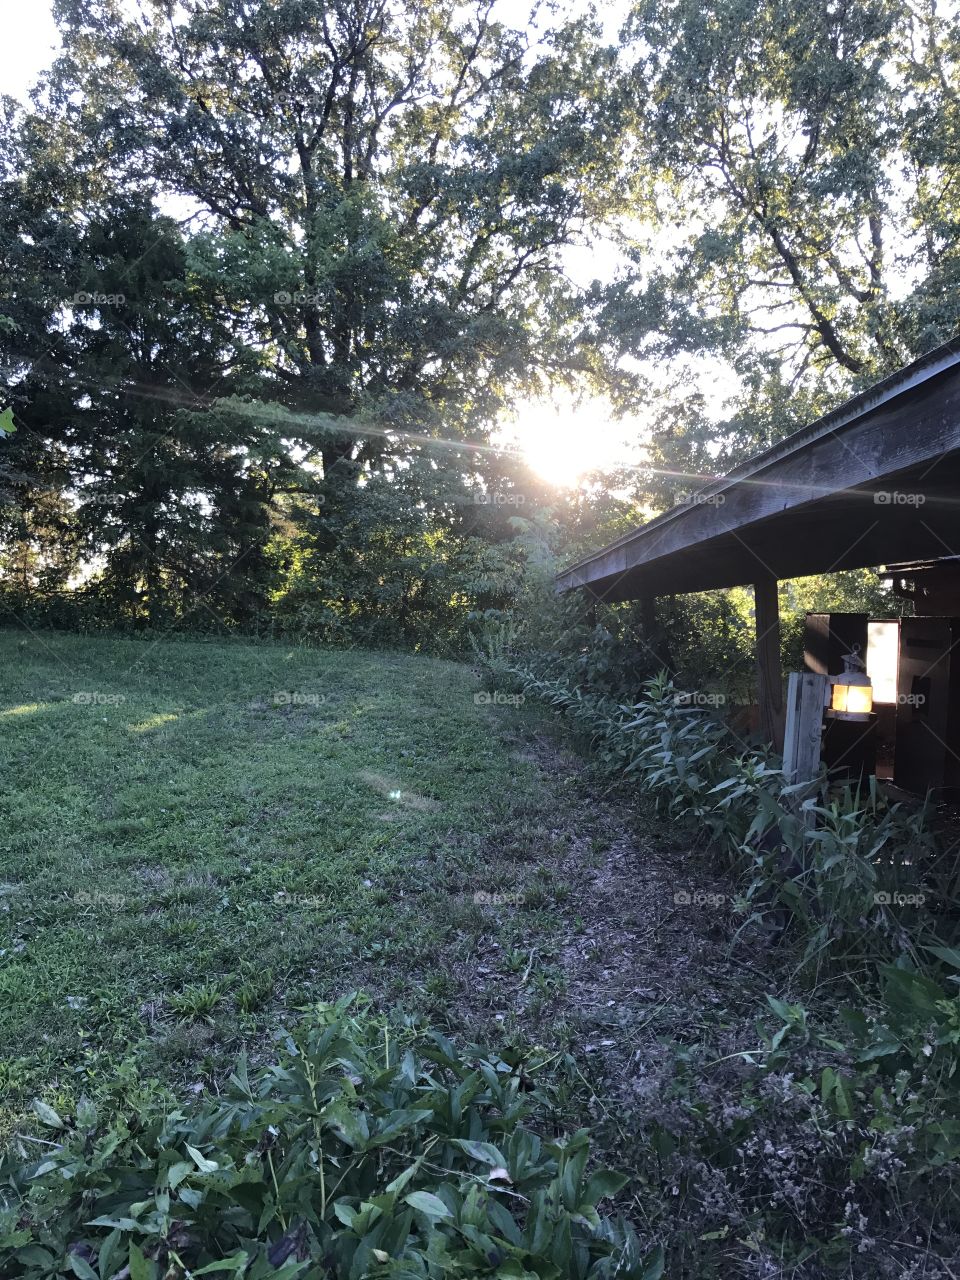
557 340 960 602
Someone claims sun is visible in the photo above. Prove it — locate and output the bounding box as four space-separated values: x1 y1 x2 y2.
500 397 638 488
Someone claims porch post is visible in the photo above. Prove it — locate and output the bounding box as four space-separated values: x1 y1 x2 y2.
754 573 785 750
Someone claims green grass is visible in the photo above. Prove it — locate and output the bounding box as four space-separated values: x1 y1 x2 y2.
0 629 571 1126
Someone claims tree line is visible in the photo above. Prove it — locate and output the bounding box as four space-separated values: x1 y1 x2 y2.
1 0 958 650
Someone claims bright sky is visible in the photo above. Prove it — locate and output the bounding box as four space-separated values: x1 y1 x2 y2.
1 4 61 101
0 1 712 489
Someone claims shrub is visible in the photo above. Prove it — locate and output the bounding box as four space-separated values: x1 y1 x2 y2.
636 964 960 1275
0 997 663 1280
476 659 960 1273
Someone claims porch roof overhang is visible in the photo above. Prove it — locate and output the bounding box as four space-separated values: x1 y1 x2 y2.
556 340 960 602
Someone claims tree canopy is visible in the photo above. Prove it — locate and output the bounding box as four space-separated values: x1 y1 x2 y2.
1 0 958 642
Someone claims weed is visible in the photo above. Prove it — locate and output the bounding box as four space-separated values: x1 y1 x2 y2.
167 983 225 1023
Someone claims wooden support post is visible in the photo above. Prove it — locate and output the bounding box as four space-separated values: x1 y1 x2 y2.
755 574 785 751
782 671 828 834
640 595 672 675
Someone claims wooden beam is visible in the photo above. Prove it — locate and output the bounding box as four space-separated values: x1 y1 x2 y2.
556 350 960 598
755 574 784 750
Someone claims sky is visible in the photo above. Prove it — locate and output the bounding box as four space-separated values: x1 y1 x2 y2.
0 1 699 489
1 4 61 102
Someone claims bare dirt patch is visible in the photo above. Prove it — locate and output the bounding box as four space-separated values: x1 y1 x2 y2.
453 726 773 1109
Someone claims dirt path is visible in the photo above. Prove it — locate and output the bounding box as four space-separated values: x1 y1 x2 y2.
453 719 775 1120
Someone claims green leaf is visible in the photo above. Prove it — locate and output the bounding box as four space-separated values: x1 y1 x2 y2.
68 1255 99 1280
166 1160 194 1189
0 406 16 436
583 1169 629 1203
31 1099 64 1129
927 945 960 971
404 1191 453 1222
15 1247 55 1268
765 995 795 1023
191 1253 250 1274
98 1230 121 1280
186 1143 219 1173
333 1201 359 1228
453 1139 506 1167
129 1240 154 1280
384 1158 423 1195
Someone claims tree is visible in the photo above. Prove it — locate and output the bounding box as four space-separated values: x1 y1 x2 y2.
1 194 308 624
45 0 625 489
620 0 960 392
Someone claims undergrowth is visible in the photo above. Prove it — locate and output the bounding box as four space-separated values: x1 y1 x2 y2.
488 660 959 975
0 996 664 1280
474 650 960 1275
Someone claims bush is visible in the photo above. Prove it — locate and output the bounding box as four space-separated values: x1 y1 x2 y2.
474 657 960 1273
0 997 664 1280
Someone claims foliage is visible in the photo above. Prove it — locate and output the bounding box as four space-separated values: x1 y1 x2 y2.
487 661 960 1274
478 558 904 712
5 0 954 650
495 663 958 971
0 996 663 1280
622 0 960 376
602 0 960 507
267 458 556 655
633 962 960 1274
0 0 634 641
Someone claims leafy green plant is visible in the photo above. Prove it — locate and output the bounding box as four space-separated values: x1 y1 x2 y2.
237 970 275 1015
167 982 226 1023
0 997 663 1280
503 662 953 971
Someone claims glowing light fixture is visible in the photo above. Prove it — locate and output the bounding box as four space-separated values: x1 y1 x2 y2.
828 646 874 721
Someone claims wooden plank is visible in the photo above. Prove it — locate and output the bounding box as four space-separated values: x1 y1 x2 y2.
804 613 868 676
755 574 784 750
783 672 828 785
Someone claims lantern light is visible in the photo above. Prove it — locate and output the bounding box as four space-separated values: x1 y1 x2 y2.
827 645 874 721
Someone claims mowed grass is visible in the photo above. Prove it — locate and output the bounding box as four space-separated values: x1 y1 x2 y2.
0 629 567 1126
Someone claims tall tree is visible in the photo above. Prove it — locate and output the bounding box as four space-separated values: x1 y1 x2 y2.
1 192 308 623
620 0 960 391
45 0 624 490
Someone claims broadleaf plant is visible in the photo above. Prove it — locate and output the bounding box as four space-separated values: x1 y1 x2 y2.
0 996 661 1279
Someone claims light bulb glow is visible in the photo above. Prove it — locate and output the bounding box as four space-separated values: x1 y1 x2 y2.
831 679 873 716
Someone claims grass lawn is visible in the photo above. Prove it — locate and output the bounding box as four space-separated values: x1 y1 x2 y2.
0 628 587 1129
